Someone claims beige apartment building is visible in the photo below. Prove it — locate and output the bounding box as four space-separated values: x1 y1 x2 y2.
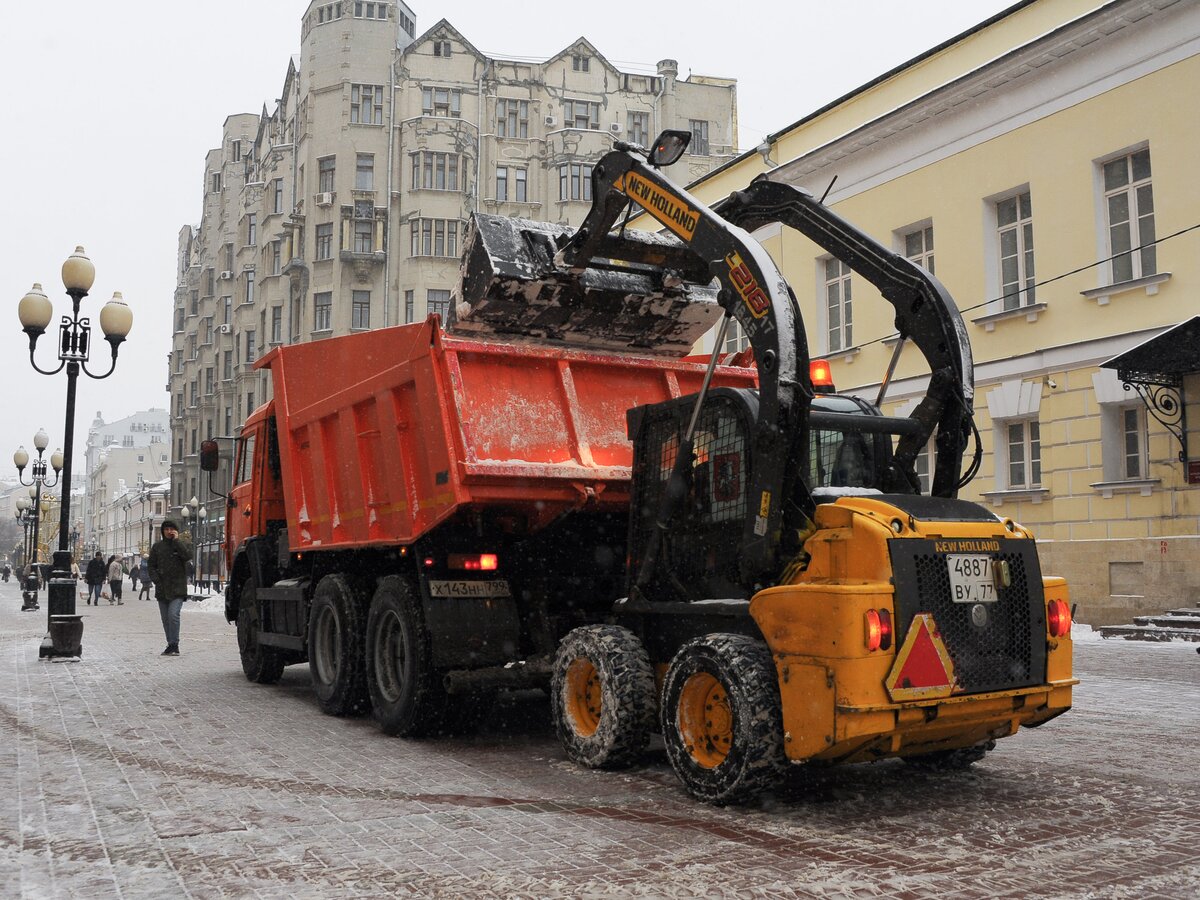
683 0 1199 624
171 1 738 524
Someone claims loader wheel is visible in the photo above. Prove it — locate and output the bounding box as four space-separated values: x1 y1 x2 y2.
365 575 443 736
903 740 995 772
237 581 286 685
308 574 370 716
661 634 787 805
551 625 656 770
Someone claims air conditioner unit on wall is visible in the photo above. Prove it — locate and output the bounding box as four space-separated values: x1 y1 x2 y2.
216 324 231 334
219 270 233 280
315 192 333 207
544 115 557 127
609 122 622 134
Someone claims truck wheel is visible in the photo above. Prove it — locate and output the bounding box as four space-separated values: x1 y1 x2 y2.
308 574 370 716
551 625 655 769
365 575 442 736
903 740 995 772
661 634 787 805
237 581 285 685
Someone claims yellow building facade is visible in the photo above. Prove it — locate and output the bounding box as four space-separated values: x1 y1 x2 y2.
685 0 1199 624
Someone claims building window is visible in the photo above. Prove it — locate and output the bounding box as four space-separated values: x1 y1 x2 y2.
191 291 199 315
271 241 282 275
689 120 709 155
1103 148 1155 283
244 271 255 304
496 166 527 203
997 192 1035 309
421 87 461 118
273 178 285 214
496 99 529 139
210 172 222 193
352 200 375 254
722 318 749 355
205 367 214 394
405 290 414 323
411 151 461 191
224 243 234 272
245 329 257 364
314 292 332 331
559 164 593 201
352 290 370 329
247 392 255 415
904 226 934 274
1005 420 1041 489
318 156 335 193
572 55 590 72
271 306 282 343
410 218 460 257
355 154 374 190
432 39 451 57
627 112 649 146
189 335 197 359
231 140 242 162
397 9 414 35
246 214 257 247
190 381 198 407
563 99 600 129
354 2 387 18
174 308 185 332
1121 407 1145 479
223 296 232 324
350 83 384 125
223 350 233 380
824 257 852 353
224 406 233 435
427 289 451 324
316 223 334 260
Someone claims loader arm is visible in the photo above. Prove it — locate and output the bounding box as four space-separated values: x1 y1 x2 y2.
714 178 975 498
556 149 814 584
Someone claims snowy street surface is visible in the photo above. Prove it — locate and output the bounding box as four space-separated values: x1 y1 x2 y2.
1 580 1197 898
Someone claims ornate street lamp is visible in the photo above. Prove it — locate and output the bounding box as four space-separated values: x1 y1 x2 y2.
15 496 37 609
14 432 62 613
181 495 203 592
18 246 133 658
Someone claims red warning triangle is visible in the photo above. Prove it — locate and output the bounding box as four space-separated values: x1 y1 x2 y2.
885 613 956 701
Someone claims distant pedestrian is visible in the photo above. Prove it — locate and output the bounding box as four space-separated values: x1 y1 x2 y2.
129 560 140 593
84 552 106 606
138 558 151 600
107 555 125 605
147 520 192 656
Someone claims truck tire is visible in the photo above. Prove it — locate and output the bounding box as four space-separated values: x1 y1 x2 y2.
365 575 443 736
308 574 370 716
237 581 285 685
551 625 655 769
661 634 787 805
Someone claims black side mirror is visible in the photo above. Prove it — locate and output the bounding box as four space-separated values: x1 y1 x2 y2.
648 130 691 168
199 439 220 473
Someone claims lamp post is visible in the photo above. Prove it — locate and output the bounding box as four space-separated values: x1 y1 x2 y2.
15 433 62 613
15 496 37 610
181 495 202 592
18 247 133 659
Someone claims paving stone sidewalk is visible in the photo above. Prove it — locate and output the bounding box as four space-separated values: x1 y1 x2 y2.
1 581 1198 899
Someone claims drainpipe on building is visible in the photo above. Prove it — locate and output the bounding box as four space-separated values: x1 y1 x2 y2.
655 59 677 137
385 51 397 328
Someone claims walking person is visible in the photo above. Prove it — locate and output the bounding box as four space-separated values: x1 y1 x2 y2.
137 557 151 600
129 559 140 594
107 554 125 605
147 520 192 656
84 552 106 606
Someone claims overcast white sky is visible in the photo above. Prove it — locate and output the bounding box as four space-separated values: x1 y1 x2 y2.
0 0 1016 493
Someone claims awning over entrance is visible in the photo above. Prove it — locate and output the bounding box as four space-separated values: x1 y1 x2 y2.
1101 316 1199 463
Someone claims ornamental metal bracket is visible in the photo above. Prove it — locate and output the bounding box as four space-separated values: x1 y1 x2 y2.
1119 368 1187 463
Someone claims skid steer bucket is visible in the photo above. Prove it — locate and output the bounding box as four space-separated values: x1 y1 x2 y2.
449 214 722 357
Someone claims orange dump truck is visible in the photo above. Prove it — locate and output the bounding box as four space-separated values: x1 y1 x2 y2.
219 317 755 734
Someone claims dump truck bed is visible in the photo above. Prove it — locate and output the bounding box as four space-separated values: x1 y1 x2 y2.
258 318 756 551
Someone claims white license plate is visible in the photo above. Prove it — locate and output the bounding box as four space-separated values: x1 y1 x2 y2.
946 555 996 603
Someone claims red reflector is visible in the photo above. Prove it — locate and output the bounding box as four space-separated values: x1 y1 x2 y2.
864 608 894 652
422 556 435 568
809 358 835 392
448 553 499 571
1047 599 1072 637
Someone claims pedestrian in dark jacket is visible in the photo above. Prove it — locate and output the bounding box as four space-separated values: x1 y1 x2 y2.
138 558 151 600
147 520 192 656
84 552 106 606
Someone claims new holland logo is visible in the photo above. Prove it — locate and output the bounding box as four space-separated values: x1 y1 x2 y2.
620 172 698 240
